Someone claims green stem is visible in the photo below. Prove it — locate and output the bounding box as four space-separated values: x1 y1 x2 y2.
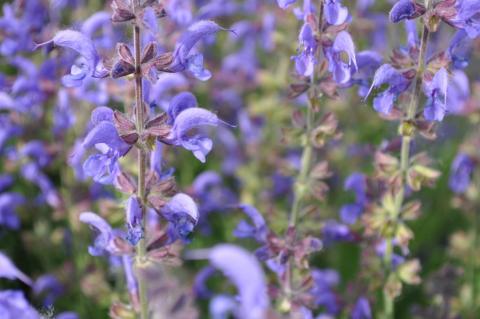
289 0 324 227
382 20 430 319
471 198 479 315
132 0 149 318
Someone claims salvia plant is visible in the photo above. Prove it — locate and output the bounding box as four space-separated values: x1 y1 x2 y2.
0 0 480 318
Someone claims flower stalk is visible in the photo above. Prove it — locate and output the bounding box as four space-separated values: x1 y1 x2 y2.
132 0 149 317
383 11 431 319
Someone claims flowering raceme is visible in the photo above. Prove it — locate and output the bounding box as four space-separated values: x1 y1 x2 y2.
1 0 480 318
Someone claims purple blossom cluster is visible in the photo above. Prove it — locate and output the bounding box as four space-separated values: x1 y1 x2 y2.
0 0 480 318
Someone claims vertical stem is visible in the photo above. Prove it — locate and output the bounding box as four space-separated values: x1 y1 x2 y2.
132 0 149 318
289 0 324 227
382 20 430 319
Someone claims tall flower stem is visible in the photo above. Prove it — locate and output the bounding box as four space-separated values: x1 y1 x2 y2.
289 0 324 228
382 15 430 319
132 0 149 318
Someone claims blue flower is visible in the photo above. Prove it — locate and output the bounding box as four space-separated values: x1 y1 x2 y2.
168 20 225 81
324 0 350 25
0 290 39 318
161 193 199 240
423 68 448 121
79 212 127 256
366 64 411 114
233 205 268 243
277 0 297 9
449 30 473 69
163 92 228 163
125 196 143 246
207 244 269 319
311 268 341 315
451 0 480 39
0 193 24 229
36 30 108 87
449 153 475 193
389 0 418 23
0 252 32 285
325 31 357 84
352 297 372 319
80 107 131 184
293 23 317 77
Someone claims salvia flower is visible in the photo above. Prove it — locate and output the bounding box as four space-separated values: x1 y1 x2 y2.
0 252 32 285
163 93 228 163
293 23 317 77
0 193 24 229
80 107 131 184
168 20 225 81
449 153 475 193
423 68 448 122
233 205 268 243
125 196 143 245
161 193 199 240
447 70 470 114
448 30 473 69
324 0 350 26
451 0 480 39
311 268 341 315
0 290 39 318
207 244 269 319
351 297 372 319
325 31 357 84
79 212 121 256
277 0 297 9
389 0 420 23
366 64 411 114
37 30 107 87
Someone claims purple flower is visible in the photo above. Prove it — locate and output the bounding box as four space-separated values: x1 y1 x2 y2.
79 212 121 256
293 23 317 77
122 256 138 299
210 295 237 319
33 274 63 306
36 30 107 87
207 244 269 319
193 266 216 298
447 70 470 114
161 193 199 240
325 31 357 84
0 290 39 318
423 68 448 122
325 0 349 25
340 203 364 225
169 20 225 81
345 172 367 203
449 153 475 193
192 171 236 215
166 0 193 26
277 0 297 9
451 0 480 38
351 50 383 97
80 107 131 184
323 220 353 244
311 269 341 315
375 240 406 268
233 205 268 243
389 0 417 23
164 94 228 163
0 193 24 229
366 64 411 114
125 196 143 245
351 297 372 319
449 30 473 69
0 252 32 285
